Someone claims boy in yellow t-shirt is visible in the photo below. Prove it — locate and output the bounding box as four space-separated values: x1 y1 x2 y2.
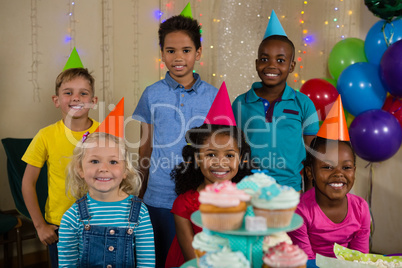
22 51 99 267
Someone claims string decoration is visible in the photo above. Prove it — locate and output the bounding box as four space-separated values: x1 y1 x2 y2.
67 0 76 50
30 0 41 102
366 162 375 252
102 0 113 103
132 0 140 103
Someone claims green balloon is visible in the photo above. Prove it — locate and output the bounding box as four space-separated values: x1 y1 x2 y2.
322 77 337 88
328 38 367 80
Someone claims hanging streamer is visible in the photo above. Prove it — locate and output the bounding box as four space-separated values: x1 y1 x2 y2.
381 20 395 47
30 0 40 102
366 162 375 251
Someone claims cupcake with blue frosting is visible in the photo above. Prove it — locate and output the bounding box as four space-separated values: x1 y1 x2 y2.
251 184 300 228
236 169 276 196
192 231 230 264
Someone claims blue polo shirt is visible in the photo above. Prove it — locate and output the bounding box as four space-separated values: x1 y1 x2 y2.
232 82 319 191
132 72 217 209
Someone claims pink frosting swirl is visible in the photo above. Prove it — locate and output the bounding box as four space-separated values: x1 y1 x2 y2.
263 242 308 267
199 181 251 208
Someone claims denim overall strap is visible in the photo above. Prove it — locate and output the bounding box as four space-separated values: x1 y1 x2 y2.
76 195 90 221
128 196 142 224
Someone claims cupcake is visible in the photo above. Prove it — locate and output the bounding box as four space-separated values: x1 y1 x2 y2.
236 170 276 196
251 184 299 228
262 232 293 252
192 231 230 264
199 181 250 231
199 246 250 268
262 242 307 268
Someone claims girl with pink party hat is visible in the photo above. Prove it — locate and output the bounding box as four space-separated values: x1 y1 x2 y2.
165 82 255 267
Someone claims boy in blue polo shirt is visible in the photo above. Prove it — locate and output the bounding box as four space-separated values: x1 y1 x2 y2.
132 14 217 267
232 11 319 192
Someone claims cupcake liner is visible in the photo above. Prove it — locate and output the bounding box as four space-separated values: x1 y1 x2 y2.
263 264 306 268
253 207 296 228
194 249 206 267
200 211 245 231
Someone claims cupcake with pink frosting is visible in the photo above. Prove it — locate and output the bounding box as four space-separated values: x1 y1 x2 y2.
262 242 308 268
199 181 251 231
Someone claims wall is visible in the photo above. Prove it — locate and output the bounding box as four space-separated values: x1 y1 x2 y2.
0 0 400 255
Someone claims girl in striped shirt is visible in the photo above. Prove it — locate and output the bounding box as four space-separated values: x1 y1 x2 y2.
58 132 155 267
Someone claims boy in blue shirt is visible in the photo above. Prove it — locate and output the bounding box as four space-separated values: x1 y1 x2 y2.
132 15 217 267
232 11 319 192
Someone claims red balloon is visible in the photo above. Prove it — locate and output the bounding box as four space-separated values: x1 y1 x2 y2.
382 95 402 129
300 78 339 121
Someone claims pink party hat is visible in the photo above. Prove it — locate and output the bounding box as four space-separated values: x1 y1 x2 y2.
204 82 236 126
317 95 350 141
263 10 287 39
95 98 125 139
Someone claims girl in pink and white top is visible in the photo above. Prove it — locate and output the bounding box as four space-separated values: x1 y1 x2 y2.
288 136 370 260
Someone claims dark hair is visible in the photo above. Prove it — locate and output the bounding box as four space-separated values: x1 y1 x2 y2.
158 15 202 50
55 68 95 96
259 35 295 61
305 136 356 168
171 124 253 195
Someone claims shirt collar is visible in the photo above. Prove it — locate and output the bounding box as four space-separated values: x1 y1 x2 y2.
165 71 201 93
246 82 295 103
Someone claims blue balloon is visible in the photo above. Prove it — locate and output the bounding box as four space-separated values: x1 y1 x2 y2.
365 18 402 65
337 62 387 116
350 109 402 162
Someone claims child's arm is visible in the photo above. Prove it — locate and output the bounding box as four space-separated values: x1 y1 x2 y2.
288 221 315 260
138 122 153 199
303 135 315 148
135 203 155 267
21 164 58 245
58 207 80 267
303 135 316 191
347 200 371 253
175 214 196 261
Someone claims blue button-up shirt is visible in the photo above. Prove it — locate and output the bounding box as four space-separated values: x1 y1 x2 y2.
232 82 319 191
132 72 217 208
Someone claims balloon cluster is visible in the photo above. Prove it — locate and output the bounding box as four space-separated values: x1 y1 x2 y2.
301 17 402 162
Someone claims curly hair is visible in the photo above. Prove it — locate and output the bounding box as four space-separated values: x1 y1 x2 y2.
171 124 254 195
66 132 141 199
158 15 202 50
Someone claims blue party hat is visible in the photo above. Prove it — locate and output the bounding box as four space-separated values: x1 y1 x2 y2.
263 10 286 39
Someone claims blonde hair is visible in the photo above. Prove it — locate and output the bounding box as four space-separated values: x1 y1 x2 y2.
55 68 95 96
67 132 141 199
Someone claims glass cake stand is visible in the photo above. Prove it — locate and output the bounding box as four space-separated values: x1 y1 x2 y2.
180 210 303 268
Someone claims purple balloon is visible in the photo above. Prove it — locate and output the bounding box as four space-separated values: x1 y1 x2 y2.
380 39 402 97
349 109 402 162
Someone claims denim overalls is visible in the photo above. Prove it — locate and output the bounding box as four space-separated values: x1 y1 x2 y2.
76 195 142 268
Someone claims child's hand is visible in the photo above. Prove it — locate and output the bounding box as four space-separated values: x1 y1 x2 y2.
36 223 59 246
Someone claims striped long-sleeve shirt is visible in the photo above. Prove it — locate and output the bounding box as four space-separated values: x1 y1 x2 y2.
58 194 155 267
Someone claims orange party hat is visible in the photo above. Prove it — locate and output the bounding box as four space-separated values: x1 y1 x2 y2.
316 95 350 141
204 81 236 126
95 97 125 139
